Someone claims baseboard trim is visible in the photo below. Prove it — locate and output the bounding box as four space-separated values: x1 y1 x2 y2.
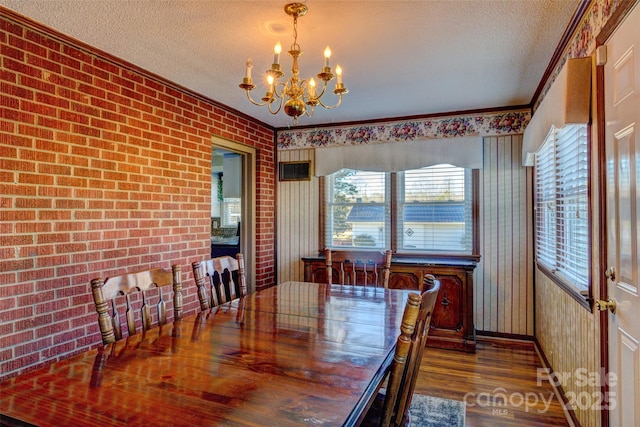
475 330 535 342
533 337 580 427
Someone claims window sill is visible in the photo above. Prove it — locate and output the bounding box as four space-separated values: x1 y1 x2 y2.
536 263 593 312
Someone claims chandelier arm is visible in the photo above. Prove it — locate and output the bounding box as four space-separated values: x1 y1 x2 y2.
303 104 315 118
314 93 344 110
267 96 284 115
272 81 285 100
310 80 329 101
244 90 272 107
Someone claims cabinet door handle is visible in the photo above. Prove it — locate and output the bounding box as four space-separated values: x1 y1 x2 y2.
441 291 450 307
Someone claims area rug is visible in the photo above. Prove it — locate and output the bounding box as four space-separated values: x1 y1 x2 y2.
409 394 466 427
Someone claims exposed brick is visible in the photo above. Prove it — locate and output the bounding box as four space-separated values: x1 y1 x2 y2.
32 320 69 338
37 116 72 132
18 266 55 281
0 14 276 381
41 341 77 359
62 45 92 63
26 54 62 74
59 110 90 125
38 186 72 198
15 196 52 208
1 353 40 376
56 176 87 187
36 254 71 268
58 86 89 103
70 101 100 117
0 319 34 348
15 222 51 234
1 82 33 99
0 107 34 124
18 124 54 139
49 51 81 70
63 67 94 85
14 337 53 357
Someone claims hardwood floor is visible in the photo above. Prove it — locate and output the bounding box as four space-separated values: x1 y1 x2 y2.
414 338 571 427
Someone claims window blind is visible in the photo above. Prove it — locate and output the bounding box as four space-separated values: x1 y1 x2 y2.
399 165 472 253
534 125 589 291
222 198 241 226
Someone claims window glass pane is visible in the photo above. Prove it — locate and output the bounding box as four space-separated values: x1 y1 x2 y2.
326 169 389 248
399 164 472 253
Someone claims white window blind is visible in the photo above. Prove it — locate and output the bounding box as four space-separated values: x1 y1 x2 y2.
222 198 241 226
534 125 589 291
399 165 472 253
325 170 389 249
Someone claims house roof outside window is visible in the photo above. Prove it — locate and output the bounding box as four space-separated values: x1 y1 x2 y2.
346 204 465 223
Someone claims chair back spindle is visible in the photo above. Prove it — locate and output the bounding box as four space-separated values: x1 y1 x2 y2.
323 249 392 288
192 253 247 311
91 265 183 345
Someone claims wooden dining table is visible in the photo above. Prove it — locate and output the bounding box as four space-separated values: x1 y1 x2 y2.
0 281 412 427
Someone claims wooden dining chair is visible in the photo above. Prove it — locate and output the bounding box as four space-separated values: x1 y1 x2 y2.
362 274 440 427
192 253 247 311
91 265 184 345
324 249 392 287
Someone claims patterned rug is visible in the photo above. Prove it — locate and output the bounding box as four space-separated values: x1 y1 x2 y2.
409 394 466 427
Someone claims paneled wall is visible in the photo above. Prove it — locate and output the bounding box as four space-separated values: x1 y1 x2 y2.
276 149 319 283
277 135 535 336
477 135 534 335
0 10 276 380
535 270 600 427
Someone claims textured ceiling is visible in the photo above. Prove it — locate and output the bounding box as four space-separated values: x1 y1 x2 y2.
0 0 580 129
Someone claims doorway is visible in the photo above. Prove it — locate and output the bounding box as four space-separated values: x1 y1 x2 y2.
211 137 256 291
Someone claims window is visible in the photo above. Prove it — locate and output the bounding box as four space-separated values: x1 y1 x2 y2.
325 170 389 248
222 198 241 226
534 124 589 295
399 165 473 253
324 164 474 254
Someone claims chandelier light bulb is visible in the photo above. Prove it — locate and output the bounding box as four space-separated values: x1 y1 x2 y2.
336 65 342 85
324 46 331 68
245 58 253 79
309 78 317 98
274 42 282 65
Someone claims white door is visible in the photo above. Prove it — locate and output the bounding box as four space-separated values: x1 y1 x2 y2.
604 3 640 426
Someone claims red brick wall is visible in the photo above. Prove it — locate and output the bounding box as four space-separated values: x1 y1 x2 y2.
0 9 276 379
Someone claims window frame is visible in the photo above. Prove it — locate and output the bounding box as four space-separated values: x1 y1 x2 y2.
320 167 480 260
533 124 592 309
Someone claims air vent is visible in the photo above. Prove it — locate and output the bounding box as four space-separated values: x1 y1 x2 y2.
279 161 312 181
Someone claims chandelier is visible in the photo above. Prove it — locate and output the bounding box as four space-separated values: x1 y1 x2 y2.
239 2 348 124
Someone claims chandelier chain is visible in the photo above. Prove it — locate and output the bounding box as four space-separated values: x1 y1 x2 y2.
291 15 299 51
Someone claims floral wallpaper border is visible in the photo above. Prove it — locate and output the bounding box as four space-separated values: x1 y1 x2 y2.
277 110 530 150
277 0 624 151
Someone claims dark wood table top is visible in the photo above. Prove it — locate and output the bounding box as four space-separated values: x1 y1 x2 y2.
1 281 411 427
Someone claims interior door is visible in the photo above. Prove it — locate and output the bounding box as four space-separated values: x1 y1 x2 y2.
604 3 640 425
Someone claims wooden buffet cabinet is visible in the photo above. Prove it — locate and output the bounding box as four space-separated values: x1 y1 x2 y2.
302 254 478 352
